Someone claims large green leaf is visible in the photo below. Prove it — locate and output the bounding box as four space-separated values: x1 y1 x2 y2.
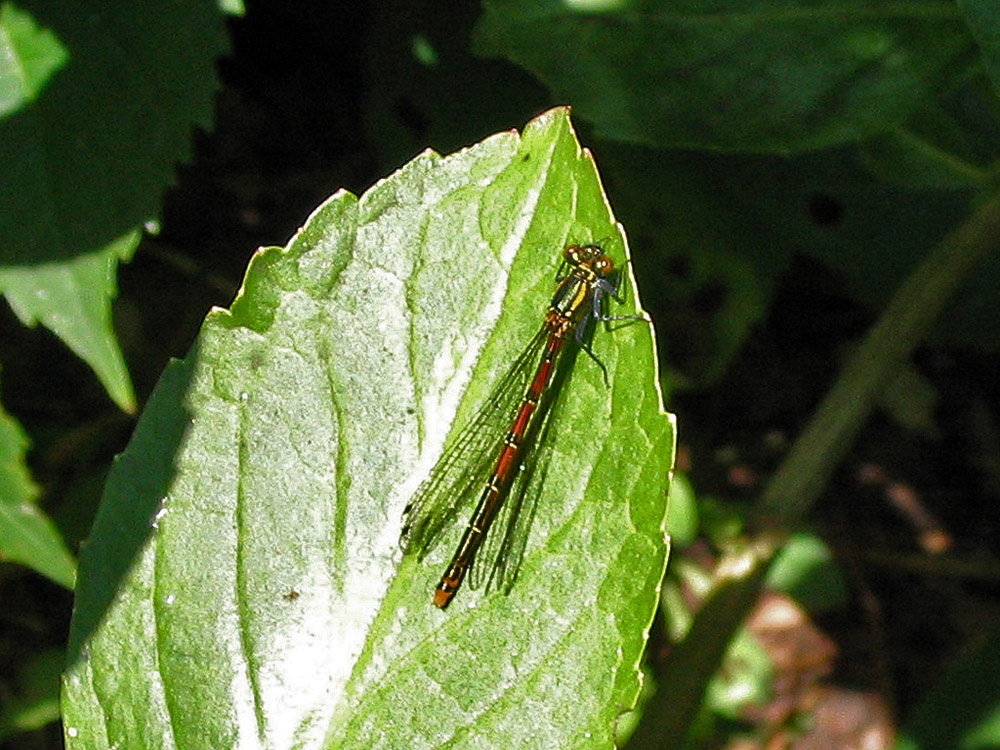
61 108 675 749
474 0 976 153
0 0 228 410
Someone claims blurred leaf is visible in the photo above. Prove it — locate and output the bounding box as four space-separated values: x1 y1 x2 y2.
217 0 244 15
474 0 976 153
958 0 1000 94
0 0 228 409
598 145 775 385
62 108 675 750
0 2 68 116
0 0 225 262
0 232 140 412
858 83 1000 190
626 542 772 749
896 623 1000 750
766 533 848 614
705 629 773 719
878 362 940 436
860 127 988 190
705 147 1000 349
0 648 64 739
0 379 76 588
666 471 698 547
363 0 548 170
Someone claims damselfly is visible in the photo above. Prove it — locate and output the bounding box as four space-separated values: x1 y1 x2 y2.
400 243 636 608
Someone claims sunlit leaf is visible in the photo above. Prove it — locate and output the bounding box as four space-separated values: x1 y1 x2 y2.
62 108 674 750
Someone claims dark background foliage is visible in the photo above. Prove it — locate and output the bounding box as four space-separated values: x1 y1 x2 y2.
3 0 1000 747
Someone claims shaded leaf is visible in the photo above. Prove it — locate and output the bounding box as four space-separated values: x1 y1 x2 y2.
0 232 139 412
474 0 976 152
0 0 228 409
958 0 1000 95
0 380 75 588
897 623 1000 750
0 648 64 738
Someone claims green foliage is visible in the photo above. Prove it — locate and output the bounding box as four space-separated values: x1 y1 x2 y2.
61 109 674 750
0 0 230 409
0 371 75 587
897 624 1000 750
3 1 1000 748
0 649 64 739
766 533 848 614
475 0 976 152
0 1 234 743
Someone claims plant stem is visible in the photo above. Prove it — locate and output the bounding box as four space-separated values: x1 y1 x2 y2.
757 187 1000 527
637 189 1000 750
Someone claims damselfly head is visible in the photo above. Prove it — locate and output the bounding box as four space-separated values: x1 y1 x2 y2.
564 243 615 277
592 254 614 277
